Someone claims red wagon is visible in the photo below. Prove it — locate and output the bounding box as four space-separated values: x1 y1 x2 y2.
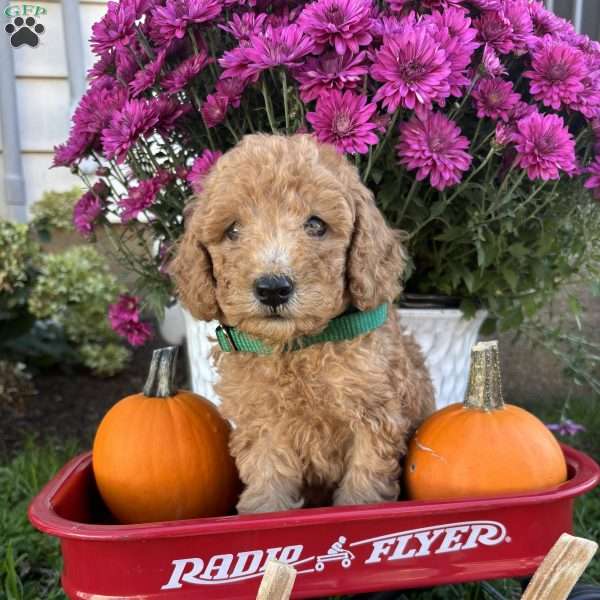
29 444 599 600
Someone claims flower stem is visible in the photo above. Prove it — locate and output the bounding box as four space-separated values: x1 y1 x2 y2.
190 88 216 150
470 119 483 152
281 70 290 134
136 26 155 60
401 177 420 229
364 109 400 181
188 29 199 55
449 74 479 121
224 120 240 143
362 144 373 183
447 147 495 204
262 77 278 133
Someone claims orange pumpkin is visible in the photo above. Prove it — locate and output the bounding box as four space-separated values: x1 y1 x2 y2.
93 346 239 523
405 341 567 501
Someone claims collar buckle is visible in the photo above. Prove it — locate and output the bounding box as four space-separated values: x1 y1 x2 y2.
217 324 239 352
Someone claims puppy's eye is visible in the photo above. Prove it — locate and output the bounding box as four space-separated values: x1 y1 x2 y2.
304 216 327 237
225 222 240 241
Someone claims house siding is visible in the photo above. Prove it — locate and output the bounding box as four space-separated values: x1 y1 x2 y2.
0 0 106 219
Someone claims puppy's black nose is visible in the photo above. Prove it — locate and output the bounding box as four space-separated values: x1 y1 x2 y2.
254 275 294 307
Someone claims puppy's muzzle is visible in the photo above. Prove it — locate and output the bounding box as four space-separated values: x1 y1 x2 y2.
254 274 295 308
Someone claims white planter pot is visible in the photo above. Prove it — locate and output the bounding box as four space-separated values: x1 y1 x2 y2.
175 307 487 409
397 309 488 409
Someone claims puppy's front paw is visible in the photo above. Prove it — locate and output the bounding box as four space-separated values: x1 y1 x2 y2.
334 480 400 506
237 489 304 514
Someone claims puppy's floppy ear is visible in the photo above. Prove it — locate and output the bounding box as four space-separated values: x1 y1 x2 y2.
347 182 407 311
169 203 221 322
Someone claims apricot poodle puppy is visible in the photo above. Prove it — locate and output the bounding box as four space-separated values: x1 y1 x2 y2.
171 134 434 514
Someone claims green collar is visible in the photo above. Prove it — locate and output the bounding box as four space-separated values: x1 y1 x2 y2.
216 303 389 354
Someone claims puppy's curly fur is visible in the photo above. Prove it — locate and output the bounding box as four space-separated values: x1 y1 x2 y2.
171 134 434 513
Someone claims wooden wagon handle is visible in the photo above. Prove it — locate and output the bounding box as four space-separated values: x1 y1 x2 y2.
256 561 297 600
521 533 598 600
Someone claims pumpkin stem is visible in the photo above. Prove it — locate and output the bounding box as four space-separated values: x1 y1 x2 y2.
143 346 178 398
464 340 504 411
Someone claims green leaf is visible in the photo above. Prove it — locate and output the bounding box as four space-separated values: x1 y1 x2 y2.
435 226 466 242
459 298 477 318
371 168 383 184
463 271 474 293
429 199 446 218
480 316 497 336
508 242 529 259
502 265 519 292
476 242 486 268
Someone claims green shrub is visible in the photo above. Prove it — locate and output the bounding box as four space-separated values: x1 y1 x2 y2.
27 246 130 375
30 188 82 238
0 222 38 305
79 343 131 377
0 220 129 377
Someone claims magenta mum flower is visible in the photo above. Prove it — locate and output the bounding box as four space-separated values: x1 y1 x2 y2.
425 8 479 51
121 320 154 346
294 50 369 103
371 25 451 112
114 45 139 83
306 89 379 154
201 94 229 128
298 0 374 55
188 149 222 193
584 158 600 199
109 294 141 329
129 49 167 97
372 14 412 39
91 1 137 55
223 0 259 5
219 12 268 44
475 11 514 55
73 191 103 236
118 178 161 222
524 39 586 111
101 99 159 163
162 51 210 94
108 295 153 346
215 78 246 108
503 0 535 54
511 112 576 180
396 111 472 190
75 83 128 139
152 96 192 134
387 0 463 11
425 8 480 97
472 77 521 121
219 45 260 83
54 83 128 166
241 25 315 77
468 0 504 9
150 0 222 44
88 51 115 81
570 72 600 120
529 1 570 39
481 43 507 77
121 0 155 19
494 99 536 145
53 136 90 167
